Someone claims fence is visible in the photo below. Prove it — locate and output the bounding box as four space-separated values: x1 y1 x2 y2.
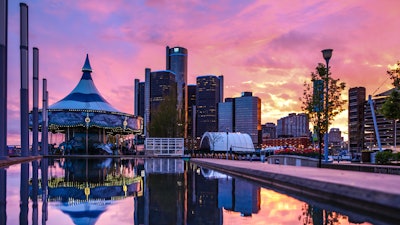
145 138 184 156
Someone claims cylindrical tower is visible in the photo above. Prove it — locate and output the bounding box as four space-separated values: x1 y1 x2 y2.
166 46 188 138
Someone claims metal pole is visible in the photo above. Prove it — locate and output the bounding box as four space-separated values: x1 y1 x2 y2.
0 0 8 159
32 47 39 156
226 131 228 160
20 3 29 157
324 59 329 162
41 79 48 155
395 119 397 151
368 95 382 151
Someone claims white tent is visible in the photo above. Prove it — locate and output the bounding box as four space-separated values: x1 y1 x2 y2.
199 132 254 153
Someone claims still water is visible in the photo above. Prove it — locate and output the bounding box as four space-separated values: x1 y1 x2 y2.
0 158 381 225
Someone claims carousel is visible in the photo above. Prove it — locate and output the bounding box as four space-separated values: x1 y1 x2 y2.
36 54 142 155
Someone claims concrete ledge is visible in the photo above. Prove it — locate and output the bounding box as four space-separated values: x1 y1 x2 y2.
322 163 400 175
191 158 400 222
267 155 319 167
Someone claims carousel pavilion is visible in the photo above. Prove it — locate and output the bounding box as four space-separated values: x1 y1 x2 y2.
42 54 142 154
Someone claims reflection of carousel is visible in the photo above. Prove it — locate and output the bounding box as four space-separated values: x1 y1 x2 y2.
46 158 142 225
42 54 142 154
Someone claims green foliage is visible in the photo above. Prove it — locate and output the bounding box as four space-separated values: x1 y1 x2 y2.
379 90 400 120
147 88 184 138
387 61 400 88
395 152 400 161
375 150 393 165
301 63 347 135
380 62 400 121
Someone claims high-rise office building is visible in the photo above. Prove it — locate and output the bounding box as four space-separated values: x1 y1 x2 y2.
166 46 188 138
348 87 365 154
149 70 176 114
142 69 176 137
234 92 261 146
276 113 309 138
196 75 223 137
134 79 145 118
187 84 197 138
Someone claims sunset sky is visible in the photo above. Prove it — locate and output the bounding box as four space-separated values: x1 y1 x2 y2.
5 0 400 144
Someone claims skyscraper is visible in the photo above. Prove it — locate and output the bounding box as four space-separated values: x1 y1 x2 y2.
143 68 176 137
196 75 223 137
348 87 365 154
234 92 261 146
166 46 188 138
134 79 145 118
149 70 176 114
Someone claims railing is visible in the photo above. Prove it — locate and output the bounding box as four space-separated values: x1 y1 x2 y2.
145 138 184 156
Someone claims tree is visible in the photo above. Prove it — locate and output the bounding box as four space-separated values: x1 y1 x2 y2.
147 85 184 138
301 63 346 167
380 62 400 120
379 61 400 149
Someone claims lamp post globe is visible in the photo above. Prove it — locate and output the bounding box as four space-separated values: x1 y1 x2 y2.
322 49 333 62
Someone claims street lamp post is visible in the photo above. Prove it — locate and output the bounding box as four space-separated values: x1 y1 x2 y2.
226 129 229 160
322 49 333 163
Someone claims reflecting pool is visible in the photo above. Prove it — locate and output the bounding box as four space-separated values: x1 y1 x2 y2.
0 157 387 224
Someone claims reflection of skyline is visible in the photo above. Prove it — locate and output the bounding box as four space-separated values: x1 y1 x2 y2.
1 159 377 225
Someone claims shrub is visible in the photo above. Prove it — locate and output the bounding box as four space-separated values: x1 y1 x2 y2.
375 151 393 164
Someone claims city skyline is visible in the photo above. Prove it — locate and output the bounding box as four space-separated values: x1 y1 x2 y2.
4 0 400 144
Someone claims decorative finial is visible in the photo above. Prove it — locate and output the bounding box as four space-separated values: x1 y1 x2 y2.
82 54 92 72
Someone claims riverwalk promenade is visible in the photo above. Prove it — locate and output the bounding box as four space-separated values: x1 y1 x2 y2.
191 158 400 222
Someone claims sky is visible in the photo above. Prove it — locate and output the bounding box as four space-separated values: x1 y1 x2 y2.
5 0 400 144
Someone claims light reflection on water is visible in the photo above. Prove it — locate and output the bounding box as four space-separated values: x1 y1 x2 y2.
0 158 377 225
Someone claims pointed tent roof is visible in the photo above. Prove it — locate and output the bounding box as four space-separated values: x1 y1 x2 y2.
49 54 120 112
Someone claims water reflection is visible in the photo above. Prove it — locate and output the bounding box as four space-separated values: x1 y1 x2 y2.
20 162 29 225
0 168 6 225
1 158 382 225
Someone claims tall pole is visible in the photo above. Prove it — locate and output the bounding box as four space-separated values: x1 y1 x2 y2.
0 0 8 159
322 49 333 163
226 130 228 160
324 59 329 163
32 47 39 156
41 79 48 155
395 119 397 151
20 3 29 157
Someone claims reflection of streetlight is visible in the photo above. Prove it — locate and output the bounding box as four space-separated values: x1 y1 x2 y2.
226 128 229 160
322 49 333 163
395 119 398 151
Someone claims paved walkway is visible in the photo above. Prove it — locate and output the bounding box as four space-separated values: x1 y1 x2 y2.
191 158 400 222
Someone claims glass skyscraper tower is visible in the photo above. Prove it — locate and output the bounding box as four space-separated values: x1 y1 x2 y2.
166 46 188 138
